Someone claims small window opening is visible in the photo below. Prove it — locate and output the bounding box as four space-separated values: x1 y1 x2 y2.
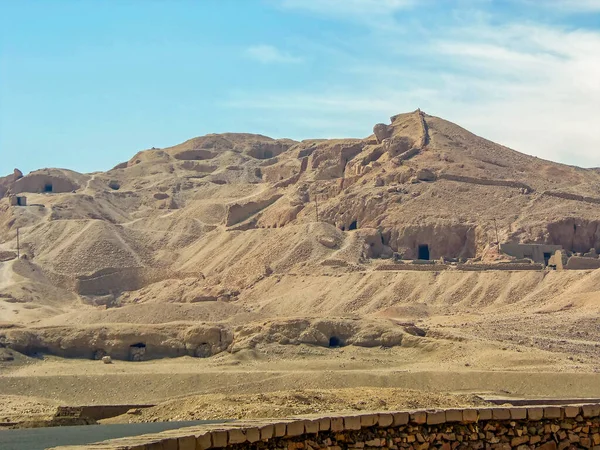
418 244 430 260
43 183 53 193
348 220 358 231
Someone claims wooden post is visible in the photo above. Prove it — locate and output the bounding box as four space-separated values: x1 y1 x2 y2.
16 228 20 259
314 194 319 223
493 219 500 245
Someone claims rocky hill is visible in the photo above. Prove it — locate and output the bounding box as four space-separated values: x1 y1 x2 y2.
1 110 599 362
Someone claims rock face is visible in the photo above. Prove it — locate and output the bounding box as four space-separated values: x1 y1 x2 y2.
373 123 391 143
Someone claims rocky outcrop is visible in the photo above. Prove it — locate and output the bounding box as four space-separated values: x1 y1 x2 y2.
225 194 283 226
1 323 233 360
547 219 600 253
373 123 391 143
13 171 80 194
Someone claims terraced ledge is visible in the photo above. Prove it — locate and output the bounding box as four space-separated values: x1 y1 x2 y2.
49 404 600 449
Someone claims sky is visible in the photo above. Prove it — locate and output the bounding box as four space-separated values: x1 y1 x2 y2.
1 0 599 175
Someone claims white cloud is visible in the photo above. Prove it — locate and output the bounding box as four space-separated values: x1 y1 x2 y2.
229 11 600 167
245 45 303 64
524 0 600 11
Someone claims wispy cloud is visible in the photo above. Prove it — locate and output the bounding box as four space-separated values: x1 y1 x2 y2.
522 0 600 11
229 6 600 167
245 45 303 64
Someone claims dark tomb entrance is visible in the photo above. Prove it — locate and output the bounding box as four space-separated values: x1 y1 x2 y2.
418 244 430 260
329 336 343 348
129 342 146 361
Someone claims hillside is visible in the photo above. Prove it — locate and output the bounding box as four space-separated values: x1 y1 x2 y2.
0 109 599 363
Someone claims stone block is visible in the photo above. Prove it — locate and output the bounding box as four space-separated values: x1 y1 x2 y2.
411 411 427 424
245 427 260 443
259 424 274 440
583 405 600 418
360 414 378 427
331 417 344 432
305 420 319 434
162 438 178 450
492 408 510 420
196 432 212 449
286 420 305 436
319 417 331 431
462 409 478 423
545 407 563 419
210 430 228 448
147 443 166 450
478 409 493 421
178 436 196 450
378 413 393 427
274 422 287 437
538 442 557 450
393 412 409 426
510 408 528 420
228 429 246 445
528 408 544 421
445 410 462 422
427 411 446 425
564 406 580 418
344 416 362 430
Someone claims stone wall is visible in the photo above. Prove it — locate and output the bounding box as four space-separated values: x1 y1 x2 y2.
565 256 600 270
49 404 600 449
438 174 533 192
543 191 600 206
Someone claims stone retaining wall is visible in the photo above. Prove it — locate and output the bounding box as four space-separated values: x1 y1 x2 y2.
438 174 533 192
50 404 600 449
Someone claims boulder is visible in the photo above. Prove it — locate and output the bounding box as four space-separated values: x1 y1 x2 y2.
318 236 337 249
373 123 391 144
101 356 112 364
416 168 436 182
153 192 169 200
13 168 23 181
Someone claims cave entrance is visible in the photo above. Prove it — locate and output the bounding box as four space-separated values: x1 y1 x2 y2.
418 244 430 260
329 336 343 348
129 342 146 361
43 183 53 193
348 220 358 231
544 252 552 266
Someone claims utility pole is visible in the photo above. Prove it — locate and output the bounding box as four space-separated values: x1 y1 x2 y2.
16 228 20 259
493 219 500 245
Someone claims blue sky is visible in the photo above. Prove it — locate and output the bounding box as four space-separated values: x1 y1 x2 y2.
1 0 599 175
